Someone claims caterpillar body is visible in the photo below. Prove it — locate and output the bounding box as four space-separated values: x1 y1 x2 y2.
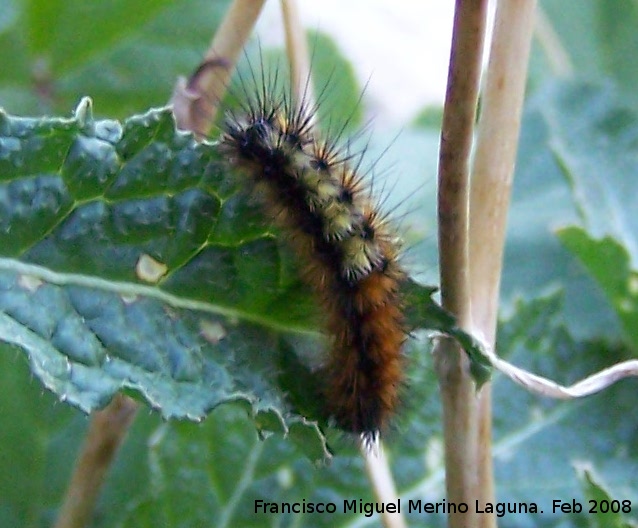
219 82 406 441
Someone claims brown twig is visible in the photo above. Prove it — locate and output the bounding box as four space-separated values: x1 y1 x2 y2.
171 0 267 137
280 0 314 108
53 395 139 528
433 1 489 526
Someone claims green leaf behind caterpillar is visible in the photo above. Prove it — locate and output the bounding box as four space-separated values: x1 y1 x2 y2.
0 101 459 459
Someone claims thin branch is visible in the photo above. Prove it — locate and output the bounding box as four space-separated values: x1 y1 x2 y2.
469 0 537 347
361 441 407 528
53 395 138 528
280 0 314 107
171 0 267 137
437 0 487 320
433 0 489 526
468 2 537 526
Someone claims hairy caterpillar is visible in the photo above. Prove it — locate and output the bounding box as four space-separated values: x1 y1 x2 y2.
218 65 407 442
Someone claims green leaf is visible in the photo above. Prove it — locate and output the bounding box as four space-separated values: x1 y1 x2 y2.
0 100 452 469
0 98 476 526
497 81 621 342
536 1 638 110
543 81 638 351
596 0 638 109
491 293 638 527
0 343 164 528
0 0 233 117
0 345 80 527
539 1 605 80
116 407 367 528
558 228 638 352
0 99 333 461
483 80 638 526
306 30 363 133
546 82 638 250
113 332 445 528
576 466 636 528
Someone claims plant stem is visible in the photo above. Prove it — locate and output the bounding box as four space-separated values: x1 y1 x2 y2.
434 0 489 526
171 0 266 136
468 2 537 526
53 395 138 528
469 0 537 350
437 0 489 320
280 0 314 107
362 443 407 528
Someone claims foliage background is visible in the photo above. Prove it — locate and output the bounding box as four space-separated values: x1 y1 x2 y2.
1 0 638 526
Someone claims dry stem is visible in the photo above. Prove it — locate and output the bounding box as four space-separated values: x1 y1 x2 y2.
468 2 537 526
171 0 266 136
434 1 489 526
280 0 314 107
53 395 138 528
361 442 407 528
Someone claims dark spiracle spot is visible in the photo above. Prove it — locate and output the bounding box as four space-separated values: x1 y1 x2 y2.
282 131 304 150
361 220 375 240
338 187 354 204
378 256 390 273
309 157 331 172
